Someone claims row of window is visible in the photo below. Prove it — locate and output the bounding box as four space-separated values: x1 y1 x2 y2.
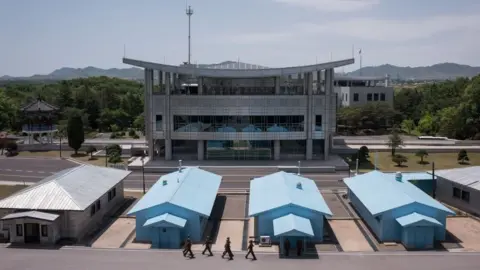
91 187 117 217
155 115 323 132
453 187 470 202
16 224 48 237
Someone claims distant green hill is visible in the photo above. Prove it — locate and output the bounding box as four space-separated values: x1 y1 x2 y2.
2 62 479 81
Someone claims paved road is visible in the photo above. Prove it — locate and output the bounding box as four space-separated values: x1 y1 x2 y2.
2 247 480 270
0 157 349 190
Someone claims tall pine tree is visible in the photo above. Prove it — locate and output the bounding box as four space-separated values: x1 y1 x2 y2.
67 115 85 155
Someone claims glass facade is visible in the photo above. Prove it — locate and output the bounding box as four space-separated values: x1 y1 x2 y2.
173 115 305 132
280 140 306 159
206 140 273 160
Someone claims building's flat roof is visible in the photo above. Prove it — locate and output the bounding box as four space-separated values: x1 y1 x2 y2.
123 57 354 78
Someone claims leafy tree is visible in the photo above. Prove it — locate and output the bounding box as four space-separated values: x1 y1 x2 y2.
128 129 136 137
400 119 416 135
415 149 428 164
392 154 408 167
106 144 122 156
457 149 470 164
387 127 403 156
67 115 85 154
417 113 437 136
358 146 370 163
133 114 145 134
86 146 97 159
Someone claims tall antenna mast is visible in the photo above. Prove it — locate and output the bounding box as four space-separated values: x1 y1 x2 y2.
186 4 194 65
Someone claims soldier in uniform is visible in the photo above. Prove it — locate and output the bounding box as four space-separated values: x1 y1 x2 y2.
202 235 213 256
245 240 257 260
183 236 194 258
296 239 303 256
221 237 234 260
283 238 291 257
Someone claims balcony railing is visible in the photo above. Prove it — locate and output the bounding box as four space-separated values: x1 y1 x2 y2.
22 124 57 132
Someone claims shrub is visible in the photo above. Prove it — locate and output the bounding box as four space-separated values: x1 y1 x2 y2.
120 131 125 136
85 146 97 159
110 133 117 139
457 149 470 164
132 134 140 139
392 154 408 166
106 144 122 156
415 149 429 164
128 129 136 137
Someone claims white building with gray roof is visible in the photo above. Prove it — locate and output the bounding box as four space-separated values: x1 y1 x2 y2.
434 166 480 216
0 165 131 245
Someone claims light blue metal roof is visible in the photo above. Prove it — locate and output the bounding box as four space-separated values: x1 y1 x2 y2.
396 212 442 227
273 214 314 237
344 171 454 216
127 167 221 216
143 213 187 228
248 171 332 216
385 172 436 181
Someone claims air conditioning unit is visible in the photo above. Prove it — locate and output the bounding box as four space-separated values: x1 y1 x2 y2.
259 236 272 247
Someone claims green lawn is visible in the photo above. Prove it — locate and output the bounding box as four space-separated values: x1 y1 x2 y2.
15 150 129 167
344 152 480 172
0 185 25 199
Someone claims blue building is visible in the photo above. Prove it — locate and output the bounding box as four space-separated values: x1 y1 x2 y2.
127 167 221 249
248 172 332 250
344 171 455 249
393 172 436 196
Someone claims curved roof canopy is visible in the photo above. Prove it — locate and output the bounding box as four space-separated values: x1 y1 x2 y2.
123 57 354 78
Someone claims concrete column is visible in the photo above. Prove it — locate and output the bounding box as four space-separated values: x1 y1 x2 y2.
306 72 314 160
274 77 280 94
316 70 322 93
324 68 334 160
198 77 203 95
164 72 172 160
274 140 280 160
165 139 172 160
306 139 313 160
197 140 204 160
158 70 163 93
144 69 154 159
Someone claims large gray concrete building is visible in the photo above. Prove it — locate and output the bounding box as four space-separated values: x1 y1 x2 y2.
334 75 394 107
123 57 354 161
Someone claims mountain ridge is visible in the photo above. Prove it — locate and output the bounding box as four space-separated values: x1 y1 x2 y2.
1 62 479 81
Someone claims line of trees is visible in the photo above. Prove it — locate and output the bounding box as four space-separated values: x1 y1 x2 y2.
338 75 480 140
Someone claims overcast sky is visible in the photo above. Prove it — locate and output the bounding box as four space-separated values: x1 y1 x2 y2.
1 0 479 76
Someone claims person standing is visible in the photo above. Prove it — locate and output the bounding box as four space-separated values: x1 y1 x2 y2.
202 236 213 256
283 238 291 257
245 240 257 260
222 237 234 260
183 236 194 258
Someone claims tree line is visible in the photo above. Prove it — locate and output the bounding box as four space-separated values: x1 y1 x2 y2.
338 75 480 140
0 76 145 134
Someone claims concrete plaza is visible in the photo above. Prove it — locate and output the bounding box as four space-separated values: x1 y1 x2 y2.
2 247 480 270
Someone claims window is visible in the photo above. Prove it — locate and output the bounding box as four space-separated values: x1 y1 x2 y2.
112 188 116 198
453 187 461 198
41 225 48 237
108 188 117 202
367 93 372 101
461 191 470 202
345 93 348 101
90 205 96 217
380 93 386 101
155 115 163 131
353 93 359 102
16 224 23 236
96 200 101 211
373 93 379 101
108 191 112 201
315 115 322 130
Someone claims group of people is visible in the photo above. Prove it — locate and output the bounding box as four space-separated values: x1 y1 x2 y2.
182 236 257 261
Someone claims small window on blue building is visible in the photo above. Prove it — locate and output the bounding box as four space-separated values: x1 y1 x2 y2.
461 191 470 202
162 228 167 233
453 187 461 198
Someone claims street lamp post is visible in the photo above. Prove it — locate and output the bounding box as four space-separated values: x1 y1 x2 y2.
142 151 146 194
297 160 301 175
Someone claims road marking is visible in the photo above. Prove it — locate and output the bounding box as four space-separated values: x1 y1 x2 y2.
15 170 22 172
38 171 45 173
27 171 33 173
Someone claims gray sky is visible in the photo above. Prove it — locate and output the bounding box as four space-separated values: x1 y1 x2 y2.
1 0 479 76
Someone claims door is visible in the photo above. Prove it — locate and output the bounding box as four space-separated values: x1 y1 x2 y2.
24 223 40 243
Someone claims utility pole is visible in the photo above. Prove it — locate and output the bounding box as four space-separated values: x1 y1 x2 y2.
186 5 194 64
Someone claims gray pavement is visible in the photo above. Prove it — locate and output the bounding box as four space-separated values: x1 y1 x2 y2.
0 157 349 190
1 247 480 270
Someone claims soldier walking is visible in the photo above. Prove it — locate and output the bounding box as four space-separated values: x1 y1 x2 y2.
183 236 194 258
221 237 234 260
245 240 257 260
283 238 291 257
202 236 213 256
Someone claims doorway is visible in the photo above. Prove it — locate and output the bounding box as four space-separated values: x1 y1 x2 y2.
24 223 40 243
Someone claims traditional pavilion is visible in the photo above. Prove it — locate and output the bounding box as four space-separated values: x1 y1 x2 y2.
20 98 59 144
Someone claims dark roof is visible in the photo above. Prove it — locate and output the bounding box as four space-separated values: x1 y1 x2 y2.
21 99 58 112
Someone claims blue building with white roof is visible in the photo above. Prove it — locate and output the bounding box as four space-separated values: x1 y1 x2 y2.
248 171 332 249
127 167 221 249
344 171 455 249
